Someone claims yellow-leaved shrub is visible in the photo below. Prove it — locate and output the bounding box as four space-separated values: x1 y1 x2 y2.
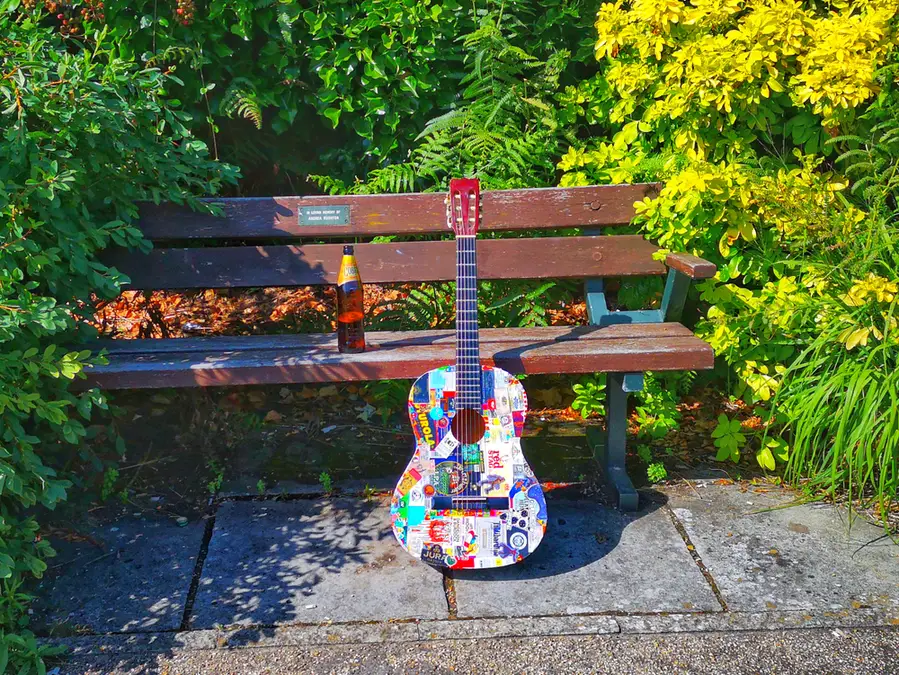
560 0 899 470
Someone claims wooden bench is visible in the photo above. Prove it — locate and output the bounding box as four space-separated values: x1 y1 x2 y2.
86 184 716 510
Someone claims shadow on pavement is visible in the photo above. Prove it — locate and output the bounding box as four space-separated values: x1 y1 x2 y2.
453 491 667 583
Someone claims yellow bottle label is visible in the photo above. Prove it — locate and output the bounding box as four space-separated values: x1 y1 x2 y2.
337 255 360 286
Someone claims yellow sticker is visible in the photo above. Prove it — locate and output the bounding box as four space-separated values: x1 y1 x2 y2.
337 255 359 286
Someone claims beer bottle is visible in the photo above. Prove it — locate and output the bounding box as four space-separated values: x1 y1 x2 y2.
337 245 365 353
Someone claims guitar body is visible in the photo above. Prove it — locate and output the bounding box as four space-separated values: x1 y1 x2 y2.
390 364 548 569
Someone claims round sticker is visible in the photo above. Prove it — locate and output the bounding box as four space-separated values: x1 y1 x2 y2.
429 406 444 421
509 532 527 550
424 484 436 496
433 462 468 495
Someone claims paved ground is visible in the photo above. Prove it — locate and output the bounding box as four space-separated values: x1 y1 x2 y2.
35 481 899 674
54 627 899 675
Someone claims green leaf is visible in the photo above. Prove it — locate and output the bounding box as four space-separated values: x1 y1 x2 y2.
323 108 341 128
26 555 47 578
756 446 776 471
0 553 14 579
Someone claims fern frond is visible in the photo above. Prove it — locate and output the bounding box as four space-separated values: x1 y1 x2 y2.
220 77 263 130
323 9 567 194
144 45 200 68
309 175 348 195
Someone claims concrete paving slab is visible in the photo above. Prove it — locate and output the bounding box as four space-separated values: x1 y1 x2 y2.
666 482 899 613
191 497 447 628
219 478 395 499
452 499 719 617
48 606 899 659
617 607 899 634
419 615 619 640
33 516 205 634
51 621 421 658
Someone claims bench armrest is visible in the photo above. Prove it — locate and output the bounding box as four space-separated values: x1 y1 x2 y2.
661 253 716 323
665 253 717 280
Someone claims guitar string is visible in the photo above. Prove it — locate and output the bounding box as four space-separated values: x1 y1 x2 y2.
461 194 478 506
456 193 468 507
461 194 469 504
464 198 477 504
452 190 486 511
458 198 464 505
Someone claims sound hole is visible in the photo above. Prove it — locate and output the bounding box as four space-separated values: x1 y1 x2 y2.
451 409 486 444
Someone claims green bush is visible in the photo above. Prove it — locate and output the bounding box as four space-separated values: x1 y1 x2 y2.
0 11 236 671
13 0 599 185
314 9 590 335
558 0 899 497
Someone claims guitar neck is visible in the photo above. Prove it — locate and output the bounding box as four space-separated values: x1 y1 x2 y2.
455 234 481 409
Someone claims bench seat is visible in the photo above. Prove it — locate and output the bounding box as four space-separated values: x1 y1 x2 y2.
83 324 713 389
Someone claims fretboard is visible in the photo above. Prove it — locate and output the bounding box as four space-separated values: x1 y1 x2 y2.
455 234 481 409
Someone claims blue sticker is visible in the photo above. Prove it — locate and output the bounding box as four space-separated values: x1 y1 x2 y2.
481 369 495 398
429 406 445 421
411 378 430 404
406 505 426 527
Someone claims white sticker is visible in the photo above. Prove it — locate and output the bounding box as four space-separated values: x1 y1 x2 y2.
431 434 459 459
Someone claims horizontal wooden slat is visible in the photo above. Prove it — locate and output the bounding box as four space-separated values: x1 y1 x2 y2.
104 235 664 289
93 323 696 355
137 184 661 240
666 253 717 280
81 324 714 389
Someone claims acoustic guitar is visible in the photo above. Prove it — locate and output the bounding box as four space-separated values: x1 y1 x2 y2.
390 178 548 569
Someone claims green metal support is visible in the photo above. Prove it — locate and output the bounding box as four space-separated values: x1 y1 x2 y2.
584 271 650 511
583 241 698 511
585 278 664 326
660 267 692 323
587 372 642 511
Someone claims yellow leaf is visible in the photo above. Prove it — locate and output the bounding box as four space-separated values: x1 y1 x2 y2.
845 327 870 351
757 446 775 471
718 234 731 257
837 326 855 344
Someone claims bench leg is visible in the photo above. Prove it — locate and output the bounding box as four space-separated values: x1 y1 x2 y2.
588 372 640 511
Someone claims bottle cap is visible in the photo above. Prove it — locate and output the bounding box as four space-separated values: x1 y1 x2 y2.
343 245 354 255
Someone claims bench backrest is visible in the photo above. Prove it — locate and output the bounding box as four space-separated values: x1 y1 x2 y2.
106 184 665 290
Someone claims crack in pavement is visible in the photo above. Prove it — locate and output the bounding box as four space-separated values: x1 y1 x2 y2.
442 571 458 619
179 506 218 631
664 503 728 612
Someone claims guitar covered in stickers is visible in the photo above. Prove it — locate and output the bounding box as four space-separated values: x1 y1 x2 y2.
390 178 548 570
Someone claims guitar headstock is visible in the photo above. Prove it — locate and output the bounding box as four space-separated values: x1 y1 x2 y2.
446 178 481 236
